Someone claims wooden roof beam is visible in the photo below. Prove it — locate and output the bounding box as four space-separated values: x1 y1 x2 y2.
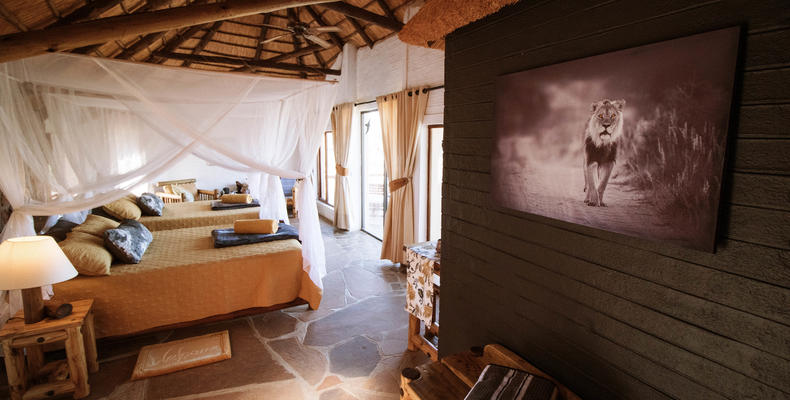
255 14 272 59
155 51 341 75
287 8 307 79
51 0 124 27
374 0 396 21
0 0 335 64
346 15 373 48
73 0 180 56
115 32 166 59
182 21 223 66
291 7 327 71
320 1 402 31
0 3 29 32
304 6 343 47
145 24 206 63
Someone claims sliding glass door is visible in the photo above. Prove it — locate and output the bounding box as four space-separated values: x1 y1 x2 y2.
427 125 443 241
361 110 388 239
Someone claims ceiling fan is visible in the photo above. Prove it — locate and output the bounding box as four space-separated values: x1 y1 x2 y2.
260 23 341 49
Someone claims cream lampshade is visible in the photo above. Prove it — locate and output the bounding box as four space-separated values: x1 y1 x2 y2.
0 236 78 324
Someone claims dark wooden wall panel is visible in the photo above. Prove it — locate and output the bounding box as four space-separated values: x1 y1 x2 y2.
440 0 790 399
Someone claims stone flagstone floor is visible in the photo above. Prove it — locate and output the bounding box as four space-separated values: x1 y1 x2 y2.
0 220 429 400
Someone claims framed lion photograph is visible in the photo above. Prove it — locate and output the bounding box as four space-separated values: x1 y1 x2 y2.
492 27 740 252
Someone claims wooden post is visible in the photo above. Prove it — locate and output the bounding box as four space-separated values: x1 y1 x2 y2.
21 287 44 325
25 346 45 376
65 326 90 399
407 314 420 351
0 0 335 63
2 340 27 400
83 310 99 373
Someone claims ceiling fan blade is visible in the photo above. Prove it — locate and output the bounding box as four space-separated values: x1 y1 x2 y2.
307 26 342 33
304 34 333 49
261 34 289 44
259 23 293 33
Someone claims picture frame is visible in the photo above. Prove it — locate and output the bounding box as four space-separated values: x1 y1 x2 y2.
492 27 741 252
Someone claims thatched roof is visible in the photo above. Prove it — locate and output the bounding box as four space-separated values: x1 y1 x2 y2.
0 0 413 80
398 0 518 49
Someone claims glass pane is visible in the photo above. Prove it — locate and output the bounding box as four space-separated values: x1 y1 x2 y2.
362 111 386 239
429 127 443 241
318 143 326 200
316 148 322 200
326 131 336 206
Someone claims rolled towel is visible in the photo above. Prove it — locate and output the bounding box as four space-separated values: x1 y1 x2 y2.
234 219 278 234
222 193 253 204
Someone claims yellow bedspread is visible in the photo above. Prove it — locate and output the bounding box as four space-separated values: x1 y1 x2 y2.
139 201 260 231
53 225 320 338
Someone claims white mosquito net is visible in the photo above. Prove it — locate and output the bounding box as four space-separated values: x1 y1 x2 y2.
0 53 337 325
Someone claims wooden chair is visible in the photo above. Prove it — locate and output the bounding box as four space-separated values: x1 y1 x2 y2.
155 178 220 203
281 178 299 218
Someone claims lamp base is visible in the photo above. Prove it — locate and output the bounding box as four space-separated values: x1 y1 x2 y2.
21 287 45 324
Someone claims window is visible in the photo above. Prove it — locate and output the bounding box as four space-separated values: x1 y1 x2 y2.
427 125 444 241
361 110 388 240
316 131 336 206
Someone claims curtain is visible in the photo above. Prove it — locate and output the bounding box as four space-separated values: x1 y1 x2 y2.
0 53 336 326
377 88 429 263
331 103 354 230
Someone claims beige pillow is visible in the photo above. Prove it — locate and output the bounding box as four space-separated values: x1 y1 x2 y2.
73 214 120 237
221 193 253 204
171 184 196 202
103 194 142 220
234 219 278 234
59 232 112 276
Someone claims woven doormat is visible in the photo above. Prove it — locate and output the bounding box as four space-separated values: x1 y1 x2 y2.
132 330 231 380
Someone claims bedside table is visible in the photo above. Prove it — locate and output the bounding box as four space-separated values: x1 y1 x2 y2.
1 299 98 400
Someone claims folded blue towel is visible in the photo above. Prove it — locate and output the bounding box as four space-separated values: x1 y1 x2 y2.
211 223 299 248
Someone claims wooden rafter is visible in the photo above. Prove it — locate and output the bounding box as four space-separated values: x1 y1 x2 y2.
72 0 173 56
0 3 28 32
346 14 374 48
287 8 307 79
321 1 402 31
43 0 62 19
374 0 396 21
183 21 223 66
115 32 167 59
146 24 207 62
51 0 124 27
292 8 327 70
256 14 273 59
154 51 341 75
267 43 323 62
304 6 343 47
0 0 335 64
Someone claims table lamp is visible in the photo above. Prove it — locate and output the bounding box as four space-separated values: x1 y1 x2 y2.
0 236 78 324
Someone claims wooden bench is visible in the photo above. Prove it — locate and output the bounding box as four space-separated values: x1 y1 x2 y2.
400 344 582 400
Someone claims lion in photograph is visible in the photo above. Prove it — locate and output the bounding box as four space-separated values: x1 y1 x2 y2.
583 99 625 206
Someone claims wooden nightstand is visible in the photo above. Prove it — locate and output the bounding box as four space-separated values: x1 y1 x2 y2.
1 299 98 400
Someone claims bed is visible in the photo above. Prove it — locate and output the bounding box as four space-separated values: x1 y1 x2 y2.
139 200 260 231
52 224 320 338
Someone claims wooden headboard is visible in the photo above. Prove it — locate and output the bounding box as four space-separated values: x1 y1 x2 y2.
156 178 196 187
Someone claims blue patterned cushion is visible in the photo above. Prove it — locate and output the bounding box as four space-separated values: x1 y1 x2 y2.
137 192 164 216
104 220 153 264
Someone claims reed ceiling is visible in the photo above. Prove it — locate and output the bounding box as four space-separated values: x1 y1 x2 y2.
0 0 413 79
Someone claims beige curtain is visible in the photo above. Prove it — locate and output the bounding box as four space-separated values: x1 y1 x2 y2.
331 103 354 230
377 88 429 263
